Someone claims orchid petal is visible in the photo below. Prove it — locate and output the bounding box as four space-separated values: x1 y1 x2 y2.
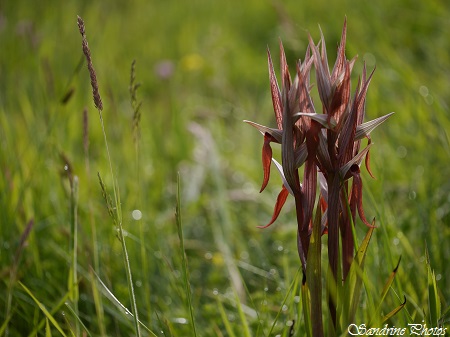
355 112 395 140
318 171 328 203
257 185 289 229
272 158 295 196
294 142 308 169
339 143 372 180
260 133 274 192
268 48 283 130
309 35 332 111
279 40 292 93
302 158 317 232
281 74 300 195
329 60 351 123
331 18 347 82
294 112 337 129
350 166 376 228
338 67 375 165
243 120 282 143
365 137 375 178
317 131 333 173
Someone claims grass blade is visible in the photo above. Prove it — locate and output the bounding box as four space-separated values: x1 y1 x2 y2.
45 318 52 337
381 296 407 323
233 286 252 337
90 267 157 336
426 246 441 325
369 256 402 326
344 224 375 325
267 267 301 336
301 276 312 337
216 295 237 337
116 206 142 337
68 175 79 336
5 218 34 334
97 172 142 336
64 302 93 337
175 173 198 337
19 281 68 337
89 268 106 336
27 291 72 337
306 205 324 337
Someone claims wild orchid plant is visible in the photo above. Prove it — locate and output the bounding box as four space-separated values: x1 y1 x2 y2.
245 19 394 335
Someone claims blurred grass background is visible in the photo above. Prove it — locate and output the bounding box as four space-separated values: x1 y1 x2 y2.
1 0 449 335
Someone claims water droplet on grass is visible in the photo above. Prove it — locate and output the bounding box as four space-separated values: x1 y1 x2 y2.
240 251 249 260
363 53 376 67
396 146 407 158
131 209 142 220
419 85 429 97
227 313 236 321
424 94 434 105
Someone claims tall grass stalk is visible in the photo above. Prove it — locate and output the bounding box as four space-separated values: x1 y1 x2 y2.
233 286 252 337
216 296 237 337
175 174 198 337
77 16 141 336
69 175 79 336
83 107 107 335
115 180 142 337
90 267 157 335
130 59 152 324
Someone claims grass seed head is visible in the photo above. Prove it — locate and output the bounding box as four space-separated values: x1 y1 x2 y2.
77 16 103 112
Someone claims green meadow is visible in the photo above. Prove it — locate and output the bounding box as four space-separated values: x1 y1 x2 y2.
1 0 449 335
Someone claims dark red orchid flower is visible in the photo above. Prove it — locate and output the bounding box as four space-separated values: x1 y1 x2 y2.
244 19 393 275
